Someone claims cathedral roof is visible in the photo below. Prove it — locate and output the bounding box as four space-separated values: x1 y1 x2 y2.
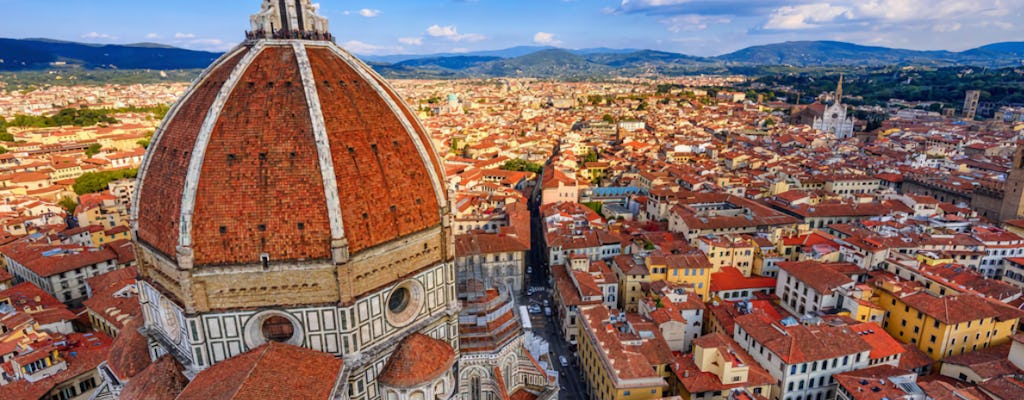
118 355 188 400
176 341 344 400
105 318 150 380
133 0 447 267
378 333 456 388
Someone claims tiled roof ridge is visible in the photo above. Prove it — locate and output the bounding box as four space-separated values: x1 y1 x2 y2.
231 342 273 400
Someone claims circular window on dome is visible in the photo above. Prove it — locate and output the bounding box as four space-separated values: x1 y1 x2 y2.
243 311 304 348
385 280 425 328
261 316 295 342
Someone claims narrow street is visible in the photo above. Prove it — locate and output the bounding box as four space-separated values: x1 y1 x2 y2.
525 188 587 400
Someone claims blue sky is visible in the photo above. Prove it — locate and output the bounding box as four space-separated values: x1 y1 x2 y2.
1 0 1022 56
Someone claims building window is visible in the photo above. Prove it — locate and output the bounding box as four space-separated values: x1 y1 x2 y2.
261 316 295 342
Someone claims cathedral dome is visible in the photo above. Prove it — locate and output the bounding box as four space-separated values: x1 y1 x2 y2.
132 4 447 269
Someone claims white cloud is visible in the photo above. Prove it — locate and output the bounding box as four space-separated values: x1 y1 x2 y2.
342 40 402 55
764 0 1023 30
933 22 962 32
619 0 692 10
661 14 730 32
174 32 196 39
533 32 562 46
82 32 116 40
427 25 458 37
359 8 381 17
426 25 486 42
764 4 853 30
145 33 160 39
399 37 423 46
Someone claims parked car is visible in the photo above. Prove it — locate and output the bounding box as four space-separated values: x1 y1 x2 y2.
528 305 542 314
559 355 569 367
526 287 535 296
527 266 533 274
543 299 550 307
544 307 552 316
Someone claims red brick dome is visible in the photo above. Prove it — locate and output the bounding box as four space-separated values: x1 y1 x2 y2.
377 333 456 389
132 38 446 267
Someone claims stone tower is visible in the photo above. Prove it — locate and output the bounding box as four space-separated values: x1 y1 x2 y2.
130 1 460 399
1000 144 1024 222
812 74 855 140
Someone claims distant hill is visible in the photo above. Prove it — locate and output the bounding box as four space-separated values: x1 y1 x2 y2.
715 40 1024 67
716 41 959 66
0 38 222 70
2 38 1023 79
363 46 556 64
394 55 502 70
463 49 616 78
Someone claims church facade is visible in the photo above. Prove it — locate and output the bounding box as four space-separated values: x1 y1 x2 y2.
812 75 855 140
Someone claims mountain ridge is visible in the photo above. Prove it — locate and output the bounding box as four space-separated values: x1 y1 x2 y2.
2 38 1022 77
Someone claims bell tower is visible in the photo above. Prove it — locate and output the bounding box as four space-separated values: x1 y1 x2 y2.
1000 144 1024 222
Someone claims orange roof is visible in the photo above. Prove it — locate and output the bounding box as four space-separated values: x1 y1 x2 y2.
119 355 188 400
850 322 904 361
377 333 456 389
710 267 776 293
177 342 343 400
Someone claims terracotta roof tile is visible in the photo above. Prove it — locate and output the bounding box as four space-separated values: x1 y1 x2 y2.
378 333 456 388
105 318 150 379
177 341 343 400
119 355 188 400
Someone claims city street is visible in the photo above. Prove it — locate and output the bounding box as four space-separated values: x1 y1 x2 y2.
525 188 587 400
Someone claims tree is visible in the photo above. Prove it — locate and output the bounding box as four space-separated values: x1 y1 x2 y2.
73 168 138 195
0 146 7 154
58 197 78 213
85 143 102 157
584 150 599 163
500 159 542 174
583 202 605 217
601 114 615 124
137 139 151 149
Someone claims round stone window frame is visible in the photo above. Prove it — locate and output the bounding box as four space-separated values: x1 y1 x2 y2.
385 280 425 328
243 310 305 348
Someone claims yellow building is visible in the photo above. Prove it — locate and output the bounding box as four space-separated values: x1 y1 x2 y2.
611 255 650 312
578 305 669 400
91 225 131 247
645 252 712 299
872 277 1022 360
845 284 888 324
672 333 774 400
697 234 755 276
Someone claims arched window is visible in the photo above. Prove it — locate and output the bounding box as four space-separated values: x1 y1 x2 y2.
471 376 481 400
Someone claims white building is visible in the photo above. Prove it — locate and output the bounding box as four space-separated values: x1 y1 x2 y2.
812 76 855 140
776 261 857 316
734 312 872 400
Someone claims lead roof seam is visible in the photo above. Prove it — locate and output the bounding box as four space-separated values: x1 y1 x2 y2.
179 42 267 249
131 45 249 235
292 42 347 242
321 45 448 215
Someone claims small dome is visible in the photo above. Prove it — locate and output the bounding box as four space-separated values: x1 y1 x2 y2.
377 333 456 389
